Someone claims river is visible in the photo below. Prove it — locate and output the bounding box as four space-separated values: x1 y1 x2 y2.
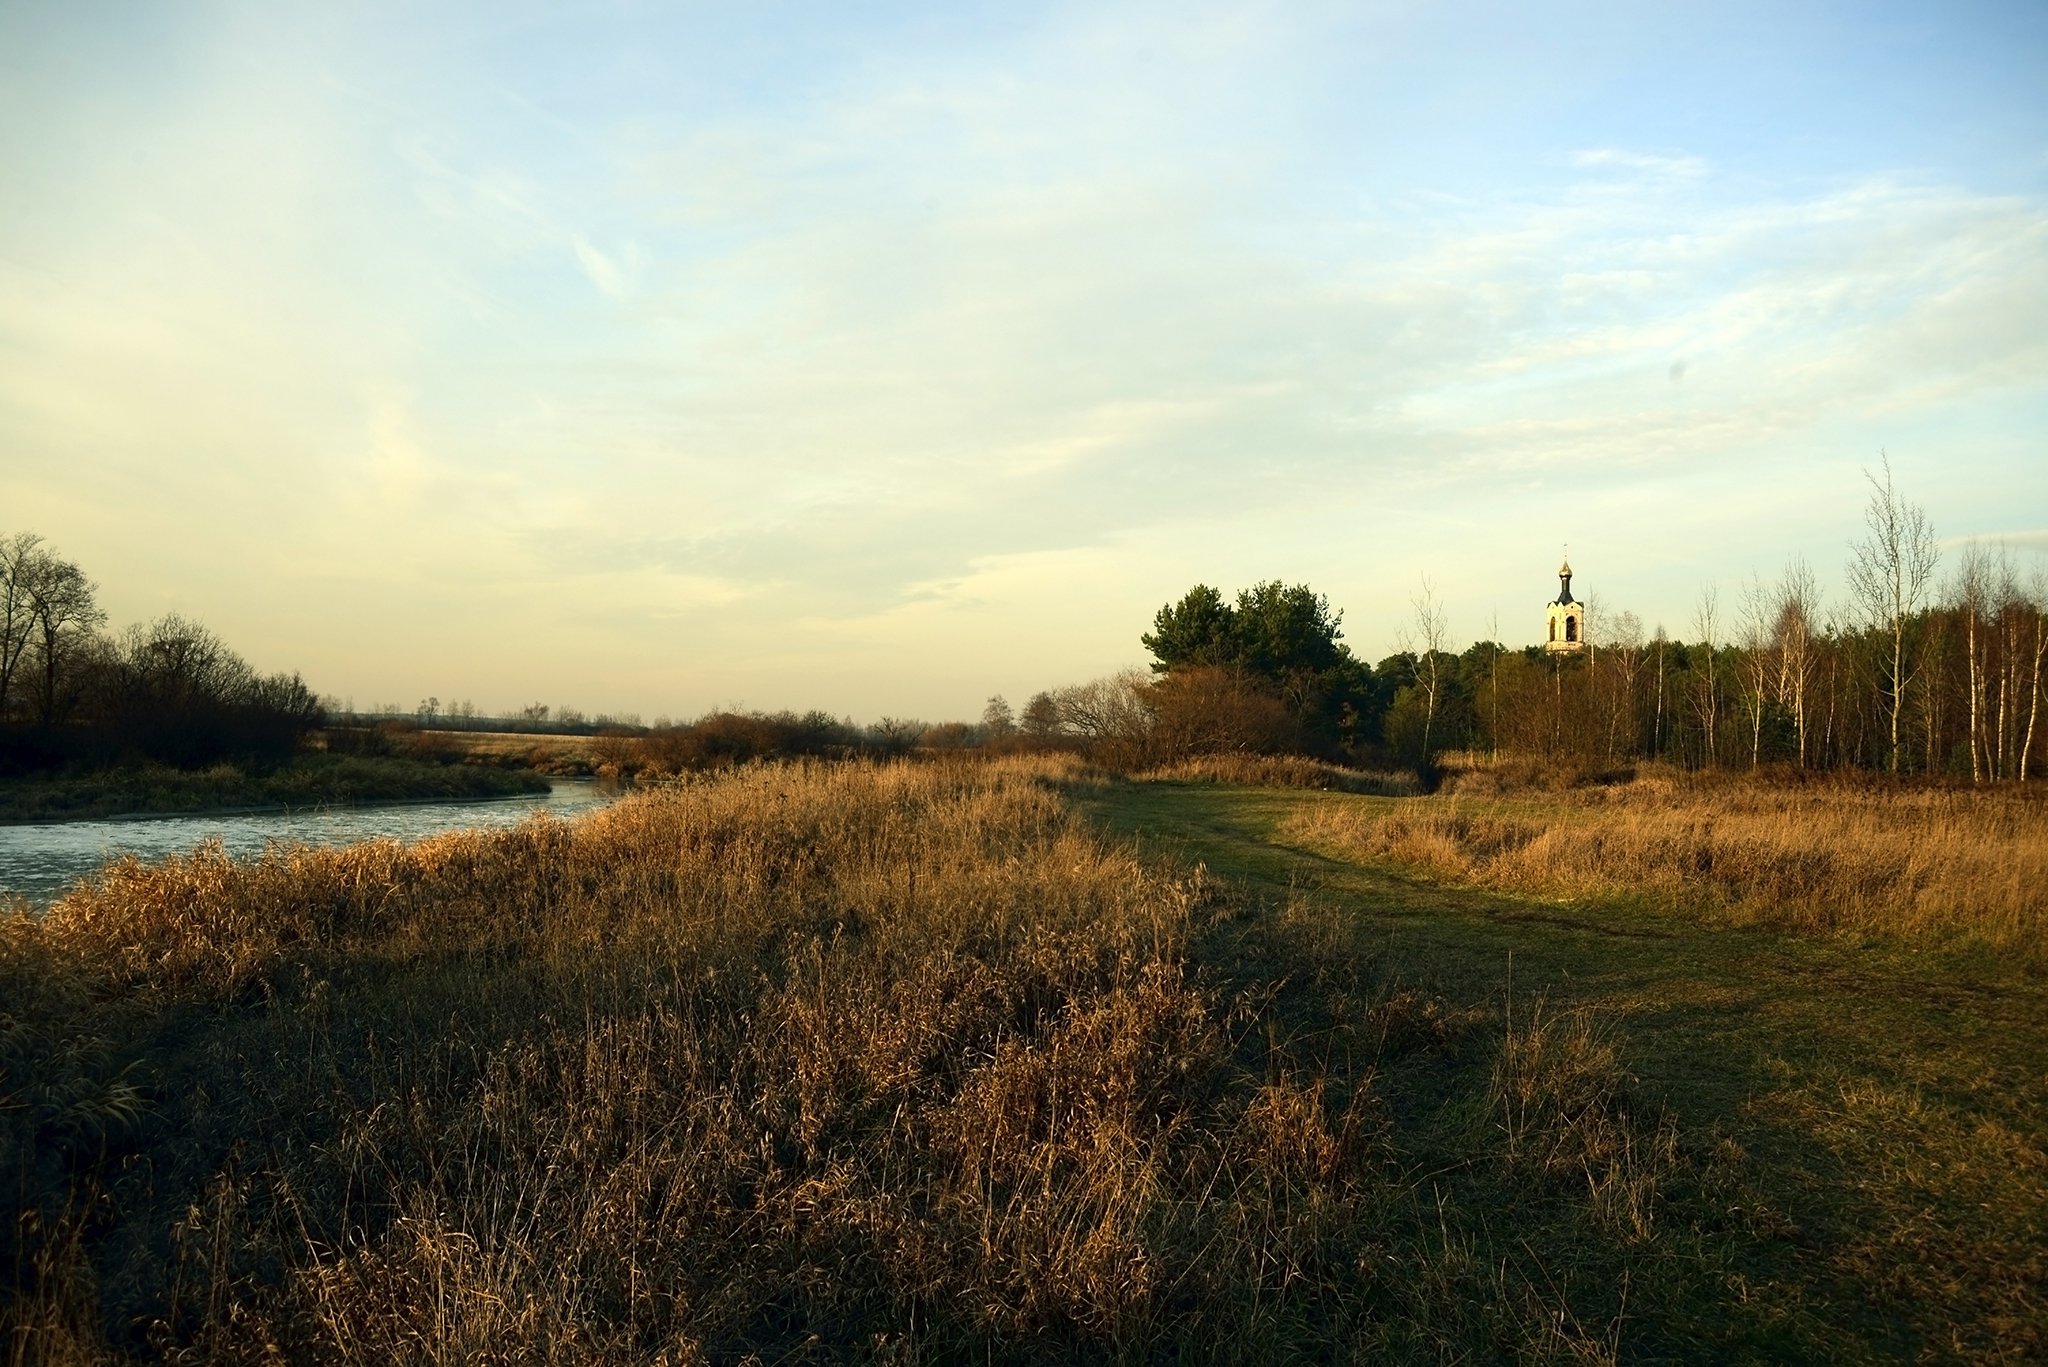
0 780 618 909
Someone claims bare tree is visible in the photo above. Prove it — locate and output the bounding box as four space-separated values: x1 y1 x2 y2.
981 694 1016 740
0 532 45 718
1603 609 1644 764
1773 559 1820 767
1407 577 1449 763
1652 624 1669 758
869 716 927 755
2021 570 2047 784
24 550 105 724
1920 608 1948 774
1962 547 2046 783
1846 456 1939 774
1487 610 1502 756
1692 586 1721 766
1737 575 1775 768
121 613 250 702
1995 561 2038 781
1954 543 1993 782
1051 670 1154 752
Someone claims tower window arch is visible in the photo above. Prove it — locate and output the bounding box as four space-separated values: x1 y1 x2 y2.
1566 615 1578 642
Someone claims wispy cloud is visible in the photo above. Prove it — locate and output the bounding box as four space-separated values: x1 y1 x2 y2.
1571 148 1709 178
2 0 2042 715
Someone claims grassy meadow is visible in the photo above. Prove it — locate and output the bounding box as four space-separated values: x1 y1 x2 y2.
1287 755 2048 959
4 754 2043 1362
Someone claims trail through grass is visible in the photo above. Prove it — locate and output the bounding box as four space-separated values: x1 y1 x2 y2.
1072 777 2048 1363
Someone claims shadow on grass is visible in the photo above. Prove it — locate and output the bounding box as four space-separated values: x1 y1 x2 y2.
1072 777 2048 1365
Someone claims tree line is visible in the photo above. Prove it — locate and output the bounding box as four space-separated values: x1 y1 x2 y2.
1017 464 2046 781
0 533 322 774
11 457 2038 785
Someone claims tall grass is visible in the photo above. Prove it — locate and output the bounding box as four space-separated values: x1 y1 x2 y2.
1132 753 1421 795
0 755 1716 1362
1284 770 2048 955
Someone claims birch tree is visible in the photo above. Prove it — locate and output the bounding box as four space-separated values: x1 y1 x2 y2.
1773 559 1819 767
1408 577 1449 763
1846 457 1938 774
1693 586 1721 767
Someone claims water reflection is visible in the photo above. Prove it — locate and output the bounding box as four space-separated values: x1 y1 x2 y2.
0 780 617 908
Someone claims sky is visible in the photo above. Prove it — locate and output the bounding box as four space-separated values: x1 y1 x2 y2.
2 0 2044 722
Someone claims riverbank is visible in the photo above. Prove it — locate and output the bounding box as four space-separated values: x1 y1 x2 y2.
7 755 2039 1360
0 754 550 824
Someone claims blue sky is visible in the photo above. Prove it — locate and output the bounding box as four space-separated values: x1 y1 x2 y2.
2 1 2043 719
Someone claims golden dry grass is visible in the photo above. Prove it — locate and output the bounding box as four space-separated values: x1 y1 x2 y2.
1283 768 2048 955
20 754 1611 1361
412 728 603 773
1132 753 1421 795
17 754 2028 1361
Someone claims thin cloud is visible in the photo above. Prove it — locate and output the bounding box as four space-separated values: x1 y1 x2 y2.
1571 148 1710 178
571 237 631 298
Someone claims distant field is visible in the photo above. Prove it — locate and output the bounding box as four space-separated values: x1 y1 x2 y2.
1283 766 2048 960
5 756 2041 1362
345 727 611 775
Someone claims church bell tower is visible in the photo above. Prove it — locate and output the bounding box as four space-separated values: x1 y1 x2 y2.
1545 553 1587 654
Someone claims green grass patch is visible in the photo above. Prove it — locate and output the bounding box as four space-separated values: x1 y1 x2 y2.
1071 777 2048 1362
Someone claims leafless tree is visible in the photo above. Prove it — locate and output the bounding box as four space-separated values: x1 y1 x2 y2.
120 614 250 702
1955 545 2046 782
1051 670 1154 751
1692 586 1721 766
1737 575 1775 768
1602 609 1644 764
0 532 46 718
870 717 927 755
1846 456 1939 773
981 695 1016 740
1487 610 1502 756
1652 624 1669 758
1407 577 1450 762
1955 543 1994 782
1998 564 2045 782
24 550 105 723
1773 559 1820 767
2021 570 2047 783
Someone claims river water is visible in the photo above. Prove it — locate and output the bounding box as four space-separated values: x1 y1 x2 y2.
0 780 617 909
